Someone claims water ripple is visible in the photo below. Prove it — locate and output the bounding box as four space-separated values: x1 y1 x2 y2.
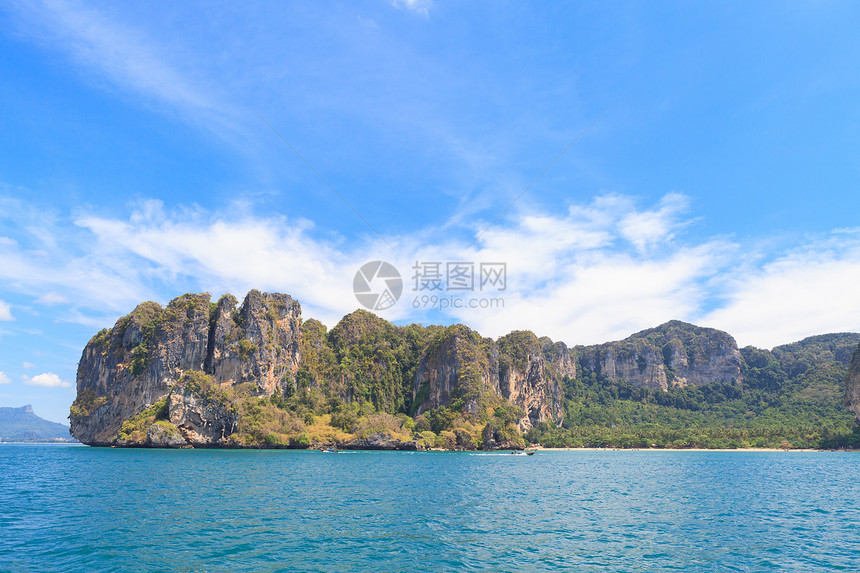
2 447 860 571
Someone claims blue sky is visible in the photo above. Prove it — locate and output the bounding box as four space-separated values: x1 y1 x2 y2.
1 0 859 424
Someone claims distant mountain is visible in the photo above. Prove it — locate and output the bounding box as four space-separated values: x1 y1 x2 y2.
0 405 74 442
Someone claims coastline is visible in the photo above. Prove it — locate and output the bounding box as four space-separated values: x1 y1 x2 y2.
35 443 853 453
535 446 840 453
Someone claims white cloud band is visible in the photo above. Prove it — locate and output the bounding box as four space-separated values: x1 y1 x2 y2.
0 193 858 349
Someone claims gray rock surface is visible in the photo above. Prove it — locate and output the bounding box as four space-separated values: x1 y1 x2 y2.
846 343 860 424
577 320 743 390
412 326 568 429
145 422 187 448
71 291 301 446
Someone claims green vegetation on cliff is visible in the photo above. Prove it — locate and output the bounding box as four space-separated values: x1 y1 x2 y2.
295 328 860 449
70 389 108 418
299 311 444 415
525 332 860 449
117 398 170 443
72 291 860 450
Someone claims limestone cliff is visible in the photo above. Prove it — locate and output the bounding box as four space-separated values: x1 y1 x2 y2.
412 326 568 429
70 290 301 446
412 324 500 417
577 320 743 390
73 293 571 449
846 343 860 424
497 332 573 430
80 292 842 450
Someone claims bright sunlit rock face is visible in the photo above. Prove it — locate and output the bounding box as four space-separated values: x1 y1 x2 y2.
70 291 302 446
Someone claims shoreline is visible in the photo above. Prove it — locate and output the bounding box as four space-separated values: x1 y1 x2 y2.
535 446 839 452
9 442 854 453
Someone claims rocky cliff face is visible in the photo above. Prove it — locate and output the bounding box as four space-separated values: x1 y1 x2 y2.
70 290 301 446
846 343 860 424
412 326 568 429
498 332 573 430
72 292 570 448
577 320 743 390
412 324 500 417
81 291 830 449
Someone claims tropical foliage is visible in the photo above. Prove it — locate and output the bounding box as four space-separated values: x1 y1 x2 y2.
525 334 860 449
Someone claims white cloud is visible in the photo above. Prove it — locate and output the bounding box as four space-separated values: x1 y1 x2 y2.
35 292 68 306
0 372 10 385
25 373 73 388
701 230 860 348
392 0 432 17
0 196 156 318
619 193 692 251
0 192 858 348
74 200 369 328
0 300 12 321
449 244 732 345
22 362 35 369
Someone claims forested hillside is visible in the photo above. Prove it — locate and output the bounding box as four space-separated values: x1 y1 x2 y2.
528 333 860 448
70 291 860 450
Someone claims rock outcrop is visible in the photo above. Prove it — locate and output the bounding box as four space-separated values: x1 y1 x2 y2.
846 343 860 424
83 290 858 449
412 325 568 429
340 432 422 451
70 291 301 446
412 324 500 417
577 320 743 390
167 390 238 447
498 332 573 430
72 292 571 448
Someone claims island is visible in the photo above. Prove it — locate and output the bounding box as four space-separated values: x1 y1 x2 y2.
0 405 76 443
69 291 860 450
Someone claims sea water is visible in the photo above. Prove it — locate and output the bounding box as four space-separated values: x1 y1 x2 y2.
2 445 860 572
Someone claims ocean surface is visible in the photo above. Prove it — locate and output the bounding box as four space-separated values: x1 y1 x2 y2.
2 446 860 572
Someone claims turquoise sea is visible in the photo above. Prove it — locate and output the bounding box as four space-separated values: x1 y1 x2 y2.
2 446 860 572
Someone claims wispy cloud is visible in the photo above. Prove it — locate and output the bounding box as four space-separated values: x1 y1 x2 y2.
3 1 577 218
618 192 693 252
392 0 432 17
701 229 860 348
0 300 13 321
0 372 10 385
35 292 68 306
0 195 157 324
0 192 858 348
6 0 236 134
24 372 72 388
